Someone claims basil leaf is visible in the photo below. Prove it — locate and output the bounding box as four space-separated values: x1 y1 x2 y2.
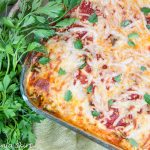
121 20 131 27
128 138 138 147
1 17 15 28
6 44 14 55
128 32 139 39
56 18 77 28
3 75 11 90
7 84 18 93
63 0 69 7
74 39 83 49
9 71 16 78
58 68 66 75
140 66 147 71
91 110 100 117
114 74 122 82
35 2 65 18
0 81 4 92
27 42 42 51
141 7 150 15
38 57 50 65
88 13 98 23
87 85 93 94
22 16 35 27
79 62 86 69
128 40 136 47
31 0 42 11
66 0 82 10
0 0 7 13
36 16 46 23
12 34 24 45
144 93 150 105
33 29 56 39
64 90 72 101
146 24 150 29
34 46 47 53
0 44 4 52
4 109 16 118
108 99 114 106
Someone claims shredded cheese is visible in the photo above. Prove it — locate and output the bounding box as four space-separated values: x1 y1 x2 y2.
26 0 150 149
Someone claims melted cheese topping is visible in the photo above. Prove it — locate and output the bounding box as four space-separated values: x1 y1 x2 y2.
26 0 150 149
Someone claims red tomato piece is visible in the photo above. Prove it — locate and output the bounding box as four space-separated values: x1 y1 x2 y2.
102 65 108 69
80 1 94 14
80 1 94 20
128 94 140 100
76 71 88 84
76 31 87 39
105 108 119 129
146 16 150 24
117 119 129 127
85 64 92 73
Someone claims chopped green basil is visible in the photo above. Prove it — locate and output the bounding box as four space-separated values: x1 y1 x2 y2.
121 20 131 27
128 32 139 39
114 74 122 82
144 93 150 105
38 57 50 65
87 85 93 94
74 39 83 49
141 7 150 15
64 90 72 102
108 99 114 106
88 13 98 23
58 68 66 75
91 110 100 117
140 66 147 71
128 40 136 47
128 138 138 147
79 62 87 69
146 24 150 29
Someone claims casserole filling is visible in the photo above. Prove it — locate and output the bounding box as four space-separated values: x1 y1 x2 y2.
25 0 150 149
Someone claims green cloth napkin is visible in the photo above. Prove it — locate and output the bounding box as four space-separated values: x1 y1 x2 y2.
30 119 107 150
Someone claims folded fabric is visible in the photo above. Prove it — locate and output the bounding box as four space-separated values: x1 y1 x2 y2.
30 119 107 150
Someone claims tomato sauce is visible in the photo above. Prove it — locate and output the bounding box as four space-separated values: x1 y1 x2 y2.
128 94 140 100
80 1 94 20
105 108 119 129
76 70 88 84
34 78 49 92
85 64 92 73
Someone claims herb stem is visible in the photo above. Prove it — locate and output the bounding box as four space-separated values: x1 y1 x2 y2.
0 35 5 45
17 50 31 64
49 11 68 25
2 91 7 102
12 118 17 128
6 53 10 75
15 30 33 55
20 25 51 33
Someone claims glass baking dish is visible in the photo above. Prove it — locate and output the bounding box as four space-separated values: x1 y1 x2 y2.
20 64 119 150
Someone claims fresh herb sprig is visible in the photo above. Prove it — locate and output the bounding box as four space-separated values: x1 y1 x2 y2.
0 0 81 147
